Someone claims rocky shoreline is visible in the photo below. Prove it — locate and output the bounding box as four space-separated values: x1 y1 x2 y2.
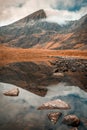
0 57 87 96
51 57 87 73
50 57 87 92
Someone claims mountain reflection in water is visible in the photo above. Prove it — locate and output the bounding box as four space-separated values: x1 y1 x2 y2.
0 82 87 130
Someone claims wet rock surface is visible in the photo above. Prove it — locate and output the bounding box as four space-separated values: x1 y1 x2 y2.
48 112 62 124
62 115 80 127
38 99 71 110
3 88 19 96
81 118 87 127
70 127 78 130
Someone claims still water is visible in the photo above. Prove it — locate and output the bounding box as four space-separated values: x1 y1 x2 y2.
0 82 87 130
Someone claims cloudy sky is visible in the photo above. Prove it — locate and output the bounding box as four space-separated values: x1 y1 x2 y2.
0 0 87 26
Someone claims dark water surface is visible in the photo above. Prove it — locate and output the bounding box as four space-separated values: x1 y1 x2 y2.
0 82 87 130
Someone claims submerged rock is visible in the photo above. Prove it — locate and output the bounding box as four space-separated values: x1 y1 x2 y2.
70 127 78 130
3 88 19 96
37 99 71 110
63 115 80 127
48 112 62 124
81 118 87 127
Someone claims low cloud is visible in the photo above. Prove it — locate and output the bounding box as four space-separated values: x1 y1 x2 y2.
0 0 87 26
45 7 87 25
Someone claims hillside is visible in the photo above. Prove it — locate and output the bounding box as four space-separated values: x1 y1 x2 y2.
0 9 87 50
0 46 87 66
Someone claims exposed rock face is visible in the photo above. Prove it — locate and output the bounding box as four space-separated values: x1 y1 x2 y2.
3 88 19 96
37 99 71 110
48 112 62 124
63 115 80 127
14 9 47 25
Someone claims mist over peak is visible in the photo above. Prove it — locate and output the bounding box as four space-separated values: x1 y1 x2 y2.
45 9 87 25
0 0 87 26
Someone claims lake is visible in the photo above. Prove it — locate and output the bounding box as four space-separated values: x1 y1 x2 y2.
0 82 87 130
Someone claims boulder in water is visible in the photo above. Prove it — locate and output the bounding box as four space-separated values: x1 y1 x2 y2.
70 127 78 130
48 112 62 124
3 88 19 96
38 99 71 110
62 115 80 127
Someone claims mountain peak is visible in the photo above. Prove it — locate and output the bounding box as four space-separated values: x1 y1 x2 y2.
30 9 47 20
15 9 47 25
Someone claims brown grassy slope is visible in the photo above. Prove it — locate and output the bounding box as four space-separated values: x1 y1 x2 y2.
0 46 87 66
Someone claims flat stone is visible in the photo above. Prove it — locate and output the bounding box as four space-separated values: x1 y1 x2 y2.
63 115 80 127
3 88 19 96
53 73 64 77
48 112 62 124
37 99 71 110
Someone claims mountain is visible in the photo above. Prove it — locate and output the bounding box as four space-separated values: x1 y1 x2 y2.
0 9 87 50
70 14 87 30
12 9 47 26
59 14 87 50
